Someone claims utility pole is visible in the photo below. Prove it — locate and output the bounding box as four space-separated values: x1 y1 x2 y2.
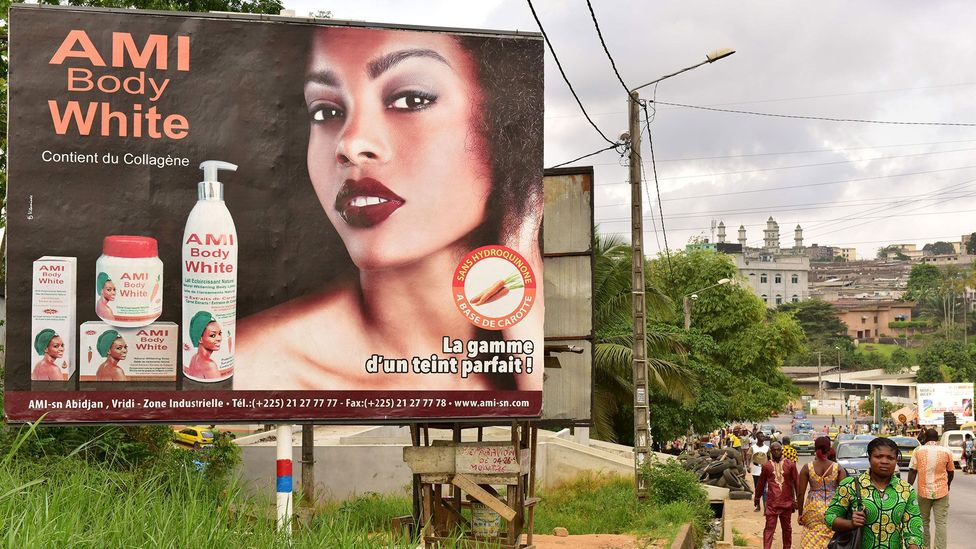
629 90 651 499
816 351 822 400
683 295 692 330
301 424 315 506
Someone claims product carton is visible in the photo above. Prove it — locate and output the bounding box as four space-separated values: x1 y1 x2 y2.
30 256 77 381
79 321 179 381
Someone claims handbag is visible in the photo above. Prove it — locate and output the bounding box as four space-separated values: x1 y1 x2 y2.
827 479 864 549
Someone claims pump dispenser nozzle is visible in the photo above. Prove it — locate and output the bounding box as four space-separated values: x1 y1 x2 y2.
198 160 237 200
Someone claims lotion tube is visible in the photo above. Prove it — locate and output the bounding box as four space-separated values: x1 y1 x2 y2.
182 161 238 383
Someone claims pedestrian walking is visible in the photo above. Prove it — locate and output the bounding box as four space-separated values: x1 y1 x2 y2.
964 433 974 474
826 437 923 549
751 432 770 512
781 436 798 464
754 442 799 549
908 428 954 549
797 436 846 549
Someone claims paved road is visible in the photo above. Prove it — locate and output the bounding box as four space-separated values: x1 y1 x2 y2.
748 414 973 548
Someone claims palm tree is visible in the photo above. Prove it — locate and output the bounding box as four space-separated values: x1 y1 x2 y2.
591 233 693 442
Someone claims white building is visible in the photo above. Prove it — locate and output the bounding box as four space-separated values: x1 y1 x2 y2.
734 253 811 307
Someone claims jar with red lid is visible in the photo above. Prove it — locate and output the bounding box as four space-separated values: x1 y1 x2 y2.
95 235 163 327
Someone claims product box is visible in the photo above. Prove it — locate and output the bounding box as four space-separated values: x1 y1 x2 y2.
79 321 179 382
30 256 77 381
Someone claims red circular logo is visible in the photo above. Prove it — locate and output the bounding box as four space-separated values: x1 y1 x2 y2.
452 245 537 331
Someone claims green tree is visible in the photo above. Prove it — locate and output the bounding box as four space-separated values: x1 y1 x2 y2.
647 250 802 425
915 340 976 383
966 233 976 255
591 234 691 442
923 241 957 256
877 246 909 261
859 397 898 418
887 347 913 374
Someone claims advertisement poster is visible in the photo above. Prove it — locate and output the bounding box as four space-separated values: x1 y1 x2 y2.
917 383 975 425
4 6 545 423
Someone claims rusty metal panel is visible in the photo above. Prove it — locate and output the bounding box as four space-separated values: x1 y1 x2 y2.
541 167 594 425
543 172 593 254
543 256 593 338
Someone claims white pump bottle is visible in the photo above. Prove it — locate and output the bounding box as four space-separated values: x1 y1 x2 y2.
182 160 238 383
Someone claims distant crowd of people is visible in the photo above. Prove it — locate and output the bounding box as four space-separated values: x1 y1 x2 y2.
673 421 970 549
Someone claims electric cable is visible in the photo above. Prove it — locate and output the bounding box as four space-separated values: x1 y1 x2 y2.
586 0 630 94
547 144 619 169
641 100 673 278
525 0 617 146
651 99 976 127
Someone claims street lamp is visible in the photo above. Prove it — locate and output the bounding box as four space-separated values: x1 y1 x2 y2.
682 278 735 330
628 48 735 499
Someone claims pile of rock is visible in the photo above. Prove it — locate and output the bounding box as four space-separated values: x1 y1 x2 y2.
678 447 753 500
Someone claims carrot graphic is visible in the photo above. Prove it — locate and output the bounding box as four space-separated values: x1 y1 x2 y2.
150 275 161 303
471 275 523 306
87 346 93 364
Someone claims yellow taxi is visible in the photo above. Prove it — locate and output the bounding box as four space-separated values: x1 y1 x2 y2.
888 436 920 470
827 426 840 440
791 433 815 455
173 426 215 449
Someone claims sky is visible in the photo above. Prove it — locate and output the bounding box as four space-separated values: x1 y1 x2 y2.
281 0 976 260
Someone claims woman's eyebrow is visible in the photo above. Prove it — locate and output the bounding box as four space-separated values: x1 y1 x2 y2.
305 69 339 87
367 48 450 79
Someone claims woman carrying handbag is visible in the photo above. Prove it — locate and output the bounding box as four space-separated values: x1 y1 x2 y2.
824 438 924 549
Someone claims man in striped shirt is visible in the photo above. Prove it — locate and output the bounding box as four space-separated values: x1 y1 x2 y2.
907 428 954 549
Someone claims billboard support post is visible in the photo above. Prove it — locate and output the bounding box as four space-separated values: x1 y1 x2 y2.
628 91 651 499
276 424 293 534
301 424 315 507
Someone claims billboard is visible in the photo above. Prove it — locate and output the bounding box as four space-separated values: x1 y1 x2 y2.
917 383 975 425
4 6 545 423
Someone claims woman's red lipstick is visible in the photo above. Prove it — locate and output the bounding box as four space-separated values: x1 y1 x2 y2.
335 178 405 228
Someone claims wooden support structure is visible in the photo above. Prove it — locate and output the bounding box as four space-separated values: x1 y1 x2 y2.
403 422 540 548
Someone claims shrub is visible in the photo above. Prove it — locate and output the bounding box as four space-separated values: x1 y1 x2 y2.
642 459 714 543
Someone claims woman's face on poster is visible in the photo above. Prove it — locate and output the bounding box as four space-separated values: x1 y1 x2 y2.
46 336 65 359
101 281 116 301
109 338 127 361
304 28 492 270
201 322 222 352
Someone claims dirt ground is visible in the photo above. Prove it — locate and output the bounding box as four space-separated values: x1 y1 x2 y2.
528 533 664 548
724 498 804 548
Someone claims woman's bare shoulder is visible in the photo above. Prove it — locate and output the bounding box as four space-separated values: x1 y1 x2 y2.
234 281 365 389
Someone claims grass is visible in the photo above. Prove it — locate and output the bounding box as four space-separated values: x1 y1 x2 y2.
856 342 918 359
533 473 705 544
732 527 749 546
0 452 700 548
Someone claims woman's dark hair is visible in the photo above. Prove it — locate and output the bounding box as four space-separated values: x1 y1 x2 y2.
814 436 831 460
867 437 899 458
457 34 544 246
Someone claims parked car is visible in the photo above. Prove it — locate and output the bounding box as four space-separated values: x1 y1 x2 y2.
173 426 215 449
793 420 814 434
835 440 871 477
793 410 807 420
888 436 920 470
941 430 969 466
791 433 815 455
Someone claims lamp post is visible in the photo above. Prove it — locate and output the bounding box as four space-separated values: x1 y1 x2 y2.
628 48 735 499
682 278 734 330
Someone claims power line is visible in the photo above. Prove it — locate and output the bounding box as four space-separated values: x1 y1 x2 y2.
652 99 976 127
525 0 617 146
547 144 620 169
642 100 673 278
650 146 976 181
545 81 976 120
585 0 629 94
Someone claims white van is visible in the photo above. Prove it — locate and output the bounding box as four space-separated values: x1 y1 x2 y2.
940 430 971 466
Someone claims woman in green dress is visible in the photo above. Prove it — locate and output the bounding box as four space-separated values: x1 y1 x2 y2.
825 437 924 549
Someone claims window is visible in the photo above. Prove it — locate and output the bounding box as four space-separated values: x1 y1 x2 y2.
760 274 768 283
761 294 768 303
861 317 866 324
873 316 878 323
791 274 799 284
791 295 799 303
749 272 756 277
774 274 782 283
775 295 783 305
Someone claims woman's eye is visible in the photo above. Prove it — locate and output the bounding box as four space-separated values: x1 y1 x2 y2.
310 104 344 122
388 91 436 111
